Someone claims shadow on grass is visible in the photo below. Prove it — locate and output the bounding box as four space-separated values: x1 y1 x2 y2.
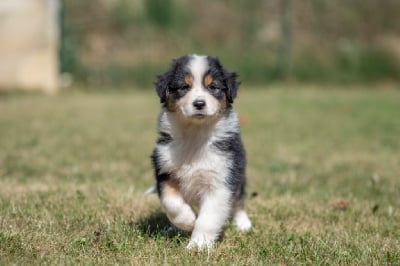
133 210 190 240
132 210 234 246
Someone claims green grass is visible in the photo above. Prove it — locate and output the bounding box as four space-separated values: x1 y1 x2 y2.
1 86 399 265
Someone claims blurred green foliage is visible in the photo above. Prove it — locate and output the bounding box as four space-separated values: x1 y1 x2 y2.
86 64 165 88
59 1 85 79
112 0 139 30
145 0 174 27
59 0 400 88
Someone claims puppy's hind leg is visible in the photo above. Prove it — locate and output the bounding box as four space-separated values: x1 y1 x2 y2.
160 179 196 232
233 199 252 232
233 209 252 232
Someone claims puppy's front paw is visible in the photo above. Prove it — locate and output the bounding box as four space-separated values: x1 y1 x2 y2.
167 207 196 232
186 234 215 251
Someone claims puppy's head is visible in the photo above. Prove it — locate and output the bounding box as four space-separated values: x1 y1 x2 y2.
155 55 239 122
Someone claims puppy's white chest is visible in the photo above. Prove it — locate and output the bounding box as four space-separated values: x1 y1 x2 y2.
172 140 225 173
161 141 230 204
174 146 221 177
178 148 228 203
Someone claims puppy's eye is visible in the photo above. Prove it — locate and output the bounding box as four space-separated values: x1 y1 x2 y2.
208 85 219 91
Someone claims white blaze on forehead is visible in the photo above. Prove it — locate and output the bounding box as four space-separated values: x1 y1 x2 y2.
188 55 208 88
176 54 220 118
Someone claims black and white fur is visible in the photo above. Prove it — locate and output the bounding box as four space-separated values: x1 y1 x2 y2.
150 54 251 250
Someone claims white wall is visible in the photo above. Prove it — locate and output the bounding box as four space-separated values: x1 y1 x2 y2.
0 0 59 93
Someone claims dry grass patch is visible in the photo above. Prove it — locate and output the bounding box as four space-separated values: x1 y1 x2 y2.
1 87 399 264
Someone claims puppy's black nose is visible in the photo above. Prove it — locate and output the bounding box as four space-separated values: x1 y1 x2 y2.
193 99 206 110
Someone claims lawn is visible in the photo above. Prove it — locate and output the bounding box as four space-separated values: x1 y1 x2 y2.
1 86 399 265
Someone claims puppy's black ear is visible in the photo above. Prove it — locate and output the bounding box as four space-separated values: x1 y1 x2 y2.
224 70 240 103
155 71 172 103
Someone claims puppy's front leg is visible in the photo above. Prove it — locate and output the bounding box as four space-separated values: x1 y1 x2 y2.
160 179 196 232
186 188 231 250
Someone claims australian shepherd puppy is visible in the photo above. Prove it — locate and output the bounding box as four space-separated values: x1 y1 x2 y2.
150 54 252 250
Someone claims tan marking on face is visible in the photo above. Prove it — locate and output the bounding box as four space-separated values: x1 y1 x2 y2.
166 96 178 112
185 75 193 87
219 93 227 114
203 74 213 87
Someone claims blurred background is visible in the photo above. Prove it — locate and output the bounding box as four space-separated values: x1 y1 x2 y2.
1 0 400 92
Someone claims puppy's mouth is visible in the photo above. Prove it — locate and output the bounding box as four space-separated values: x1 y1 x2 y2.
180 107 216 120
192 113 206 119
